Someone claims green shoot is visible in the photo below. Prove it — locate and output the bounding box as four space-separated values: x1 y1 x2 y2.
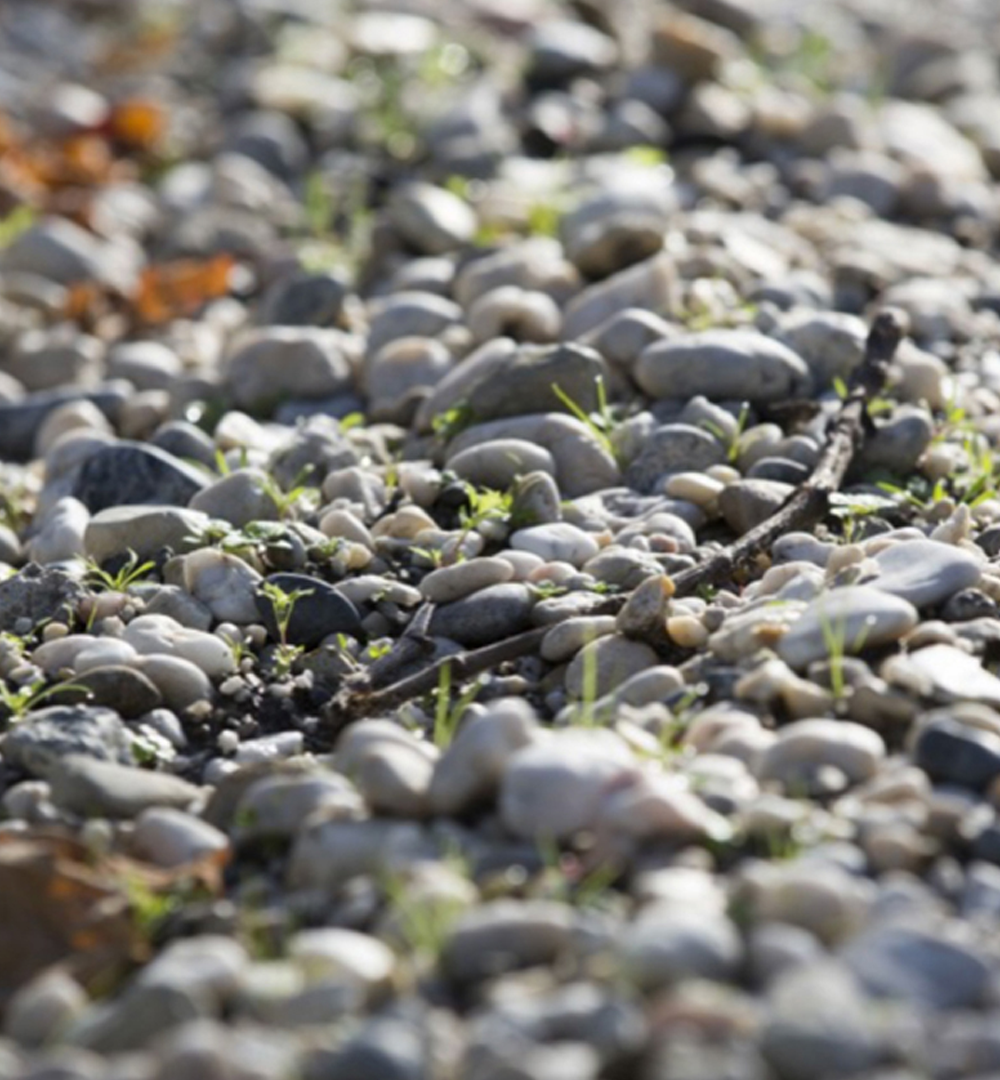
431 400 474 441
84 549 155 593
259 580 313 678
432 660 481 749
0 206 36 249
551 377 619 462
0 676 90 725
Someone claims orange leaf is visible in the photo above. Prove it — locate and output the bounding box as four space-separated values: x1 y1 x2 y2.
107 99 165 151
134 254 234 324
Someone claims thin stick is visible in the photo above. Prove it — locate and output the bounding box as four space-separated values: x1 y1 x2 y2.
320 311 903 735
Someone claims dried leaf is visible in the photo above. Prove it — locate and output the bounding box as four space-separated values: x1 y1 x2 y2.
106 99 166 151
134 254 234 324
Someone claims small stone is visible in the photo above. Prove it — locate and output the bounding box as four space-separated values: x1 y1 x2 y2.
49 755 200 818
760 962 882 1080
857 410 934 475
777 586 918 669
541 616 618 663
430 698 539 816
442 900 576 983
419 557 514 604
445 439 556 491
891 644 1000 707
913 716 1000 791
429 583 535 647
255 572 364 647
0 564 85 633
387 182 476 254
189 469 280 528
562 251 678 340
257 270 350 328
841 923 990 1010
106 341 182 391
635 330 812 403
225 328 355 412
26 497 89 565
123 614 236 679
865 540 982 608
3 969 87 1048
1 705 134 777
719 479 794 535
500 729 635 841
565 635 660 700
131 807 229 867
754 719 886 791
620 906 742 991
83 505 209 565
510 523 602 568
72 443 208 513
511 470 563 526
625 424 726 493
183 548 262 624
70 665 163 719
288 928 396 1002
135 655 214 712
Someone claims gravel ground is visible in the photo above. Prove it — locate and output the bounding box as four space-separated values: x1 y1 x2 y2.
4 0 1000 1077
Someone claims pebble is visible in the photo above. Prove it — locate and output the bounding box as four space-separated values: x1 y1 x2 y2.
419 557 514 604
225 328 355 413
760 962 882 1080
718 479 794 535
634 330 812 403
777 586 919 669
1 705 135 778
83 505 209 565
565 634 660 700
625 423 726 493
123 614 236 679
387 182 476 254
619 906 742 991
499 729 636 841
189 469 280 528
441 900 577 984
288 928 396 1002
182 548 262 624
866 539 982 607
841 922 991 1010
753 719 886 792
429 582 535 647
255 572 364 647
445 439 556 491
48 755 200 818
510 523 602 568
893 644 1000 708
72 443 208 513
131 807 229 867
26 496 88 565
912 715 1000 791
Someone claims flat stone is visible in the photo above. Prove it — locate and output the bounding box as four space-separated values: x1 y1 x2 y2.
49 755 200 817
387 182 476 254
123 615 236 680
719 479 794 535
896 644 1000 707
72 443 208 513
419 557 514 604
841 923 991 1010
255 572 364 647
777 586 918 669
429 583 535 647
565 634 660 699
635 330 812 403
188 469 280 529
913 716 1000 791
500 729 635 841
754 719 886 790
1 705 135 778
509 523 602 567
83 505 209 565
625 423 726 492
466 342 609 424
69 665 163 719
445 439 556 491
866 540 982 608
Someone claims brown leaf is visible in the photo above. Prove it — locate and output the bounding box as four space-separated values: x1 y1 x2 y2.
133 254 235 325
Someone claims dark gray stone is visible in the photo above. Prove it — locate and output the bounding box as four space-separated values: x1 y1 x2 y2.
48 755 200 818
625 423 726 493
467 343 609 424
913 718 1000 791
857 412 934 475
150 420 218 469
256 573 365 648
0 564 84 633
1 705 135 778
747 456 811 484
303 1018 424 1080
257 270 350 328
719 479 794 535
72 443 208 512
841 924 991 1010
68 665 163 719
429 583 535 647
0 386 127 463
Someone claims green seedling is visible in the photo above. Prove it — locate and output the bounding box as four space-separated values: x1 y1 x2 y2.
432 660 481 749
259 580 313 679
818 608 874 700
84 549 155 593
0 676 90 725
551 377 619 463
